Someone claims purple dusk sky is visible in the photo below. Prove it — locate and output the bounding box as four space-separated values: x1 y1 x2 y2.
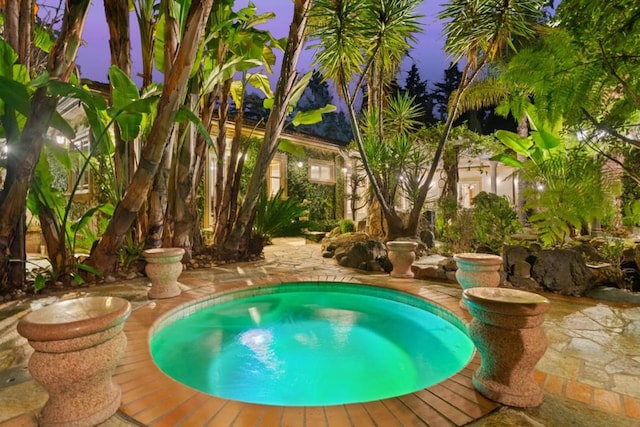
71 0 449 87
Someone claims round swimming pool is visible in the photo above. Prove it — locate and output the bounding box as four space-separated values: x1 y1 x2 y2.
150 282 474 406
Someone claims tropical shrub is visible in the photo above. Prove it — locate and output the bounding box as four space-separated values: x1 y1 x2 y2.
472 192 521 253
622 200 640 227
339 219 355 233
493 111 616 246
253 188 308 241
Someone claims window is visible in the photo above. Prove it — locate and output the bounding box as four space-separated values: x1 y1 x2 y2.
268 160 281 196
308 159 335 184
69 133 91 195
267 154 287 197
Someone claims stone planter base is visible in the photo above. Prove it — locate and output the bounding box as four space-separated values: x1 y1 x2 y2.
143 247 185 299
463 287 550 407
17 297 131 426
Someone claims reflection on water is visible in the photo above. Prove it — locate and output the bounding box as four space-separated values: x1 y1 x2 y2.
247 306 261 325
239 328 281 373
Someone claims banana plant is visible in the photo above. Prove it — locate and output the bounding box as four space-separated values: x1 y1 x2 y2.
491 107 563 169
492 110 613 246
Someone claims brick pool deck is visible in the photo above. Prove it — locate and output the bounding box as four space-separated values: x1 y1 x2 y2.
1 237 640 425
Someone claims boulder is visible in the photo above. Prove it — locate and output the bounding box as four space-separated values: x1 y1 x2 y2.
438 257 458 272
322 232 370 254
573 242 608 263
503 245 533 274
420 229 435 249
531 249 595 296
336 240 387 271
507 276 543 292
512 260 532 278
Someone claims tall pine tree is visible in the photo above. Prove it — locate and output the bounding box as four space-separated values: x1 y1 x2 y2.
294 70 353 144
403 64 435 125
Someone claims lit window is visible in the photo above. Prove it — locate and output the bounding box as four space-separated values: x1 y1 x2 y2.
267 154 287 197
269 160 281 196
308 159 335 184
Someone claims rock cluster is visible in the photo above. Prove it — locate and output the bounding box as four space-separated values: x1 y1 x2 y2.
321 232 389 272
504 243 629 296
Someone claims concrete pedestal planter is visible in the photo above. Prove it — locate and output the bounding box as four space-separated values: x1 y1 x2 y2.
463 287 550 407
454 253 502 309
17 297 131 426
386 241 418 278
143 247 185 299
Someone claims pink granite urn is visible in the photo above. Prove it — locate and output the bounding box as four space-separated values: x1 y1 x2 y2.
143 247 185 299
386 240 418 278
17 296 131 426
463 287 550 407
454 253 503 309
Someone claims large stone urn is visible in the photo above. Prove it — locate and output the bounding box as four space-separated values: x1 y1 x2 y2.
17 297 131 426
143 247 185 299
454 253 502 309
386 240 418 278
463 287 550 407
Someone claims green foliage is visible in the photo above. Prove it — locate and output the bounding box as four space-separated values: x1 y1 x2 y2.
523 149 613 246
436 192 520 254
622 200 640 227
253 188 308 240
471 192 521 253
436 208 476 254
338 219 355 233
309 0 422 88
440 0 544 64
306 220 339 232
360 92 432 210
597 238 626 266
287 155 339 222
119 233 145 269
493 113 616 246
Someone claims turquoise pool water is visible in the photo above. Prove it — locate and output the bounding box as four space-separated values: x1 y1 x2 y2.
150 283 474 406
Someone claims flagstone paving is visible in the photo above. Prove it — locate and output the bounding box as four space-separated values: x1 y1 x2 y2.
0 237 639 426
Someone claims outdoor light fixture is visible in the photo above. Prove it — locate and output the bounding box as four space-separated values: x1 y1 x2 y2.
297 161 303 168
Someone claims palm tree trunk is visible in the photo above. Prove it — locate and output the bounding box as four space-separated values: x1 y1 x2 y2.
104 0 133 195
213 81 232 246
172 92 199 258
3 0 32 68
145 0 180 249
220 0 312 258
104 0 132 75
146 129 175 248
0 0 91 291
88 0 214 275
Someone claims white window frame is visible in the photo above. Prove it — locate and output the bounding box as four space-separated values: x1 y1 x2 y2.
308 158 335 184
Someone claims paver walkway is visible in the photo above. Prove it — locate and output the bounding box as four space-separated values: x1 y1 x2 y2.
0 237 639 426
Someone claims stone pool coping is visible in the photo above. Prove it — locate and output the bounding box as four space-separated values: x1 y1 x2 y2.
115 274 500 426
